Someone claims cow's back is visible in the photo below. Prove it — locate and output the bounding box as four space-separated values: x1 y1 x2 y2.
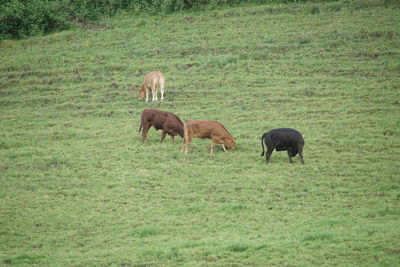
144 71 164 87
141 109 165 129
265 128 304 150
184 120 208 138
185 120 232 139
142 108 182 133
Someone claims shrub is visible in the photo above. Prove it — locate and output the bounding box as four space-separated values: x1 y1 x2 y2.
227 243 250 252
0 0 138 39
0 0 71 39
0 0 339 40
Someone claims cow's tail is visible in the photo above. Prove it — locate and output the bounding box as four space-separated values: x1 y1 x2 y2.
260 134 265 156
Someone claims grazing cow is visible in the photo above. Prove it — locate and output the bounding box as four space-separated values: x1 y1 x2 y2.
139 109 183 143
137 71 165 102
181 120 236 155
260 128 305 165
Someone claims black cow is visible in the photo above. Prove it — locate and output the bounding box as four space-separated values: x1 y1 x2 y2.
260 128 305 164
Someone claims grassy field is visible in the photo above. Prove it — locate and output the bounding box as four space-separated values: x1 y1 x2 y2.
1 0 400 265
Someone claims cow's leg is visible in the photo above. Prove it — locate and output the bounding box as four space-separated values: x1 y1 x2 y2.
298 146 305 164
181 137 191 153
222 143 228 152
171 135 175 142
142 123 151 142
181 124 190 153
184 138 192 153
160 77 165 101
287 150 294 163
181 134 186 153
180 142 185 153
152 86 157 101
160 129 167 143
145 89 149 102
209 140 217 155
180 135 186 152
265 148 274 165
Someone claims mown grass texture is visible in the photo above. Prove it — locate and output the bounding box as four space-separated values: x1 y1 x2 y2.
1 0 399 265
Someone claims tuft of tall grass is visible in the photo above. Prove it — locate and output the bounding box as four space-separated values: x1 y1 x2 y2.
227 243 250 252
303 232 334 242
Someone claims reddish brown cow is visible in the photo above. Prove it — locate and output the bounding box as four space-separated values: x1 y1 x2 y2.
139 109 184 143
181 120 236 154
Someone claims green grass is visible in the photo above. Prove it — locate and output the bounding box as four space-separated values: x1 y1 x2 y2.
1 0 400 265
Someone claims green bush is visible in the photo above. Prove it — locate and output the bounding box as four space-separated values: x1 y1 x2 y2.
0 0 71 39
0 0 338 40
0 0 138 39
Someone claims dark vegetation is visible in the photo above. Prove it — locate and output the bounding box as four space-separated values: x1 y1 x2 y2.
0 0 132 39
1 0 335 40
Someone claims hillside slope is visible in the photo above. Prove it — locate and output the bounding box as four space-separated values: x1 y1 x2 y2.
1 0 399 265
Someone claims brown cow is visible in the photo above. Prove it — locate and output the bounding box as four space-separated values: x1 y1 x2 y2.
139 109 184 143
181 120 236 154
137 71 165 102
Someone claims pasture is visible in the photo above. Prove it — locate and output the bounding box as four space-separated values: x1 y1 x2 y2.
1 0 399 265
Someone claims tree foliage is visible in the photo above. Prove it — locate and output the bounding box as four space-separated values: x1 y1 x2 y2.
0 0 324 39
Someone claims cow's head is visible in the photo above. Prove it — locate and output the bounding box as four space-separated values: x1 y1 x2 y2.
177 127 184 138
137 85 145 100
225 137 236 150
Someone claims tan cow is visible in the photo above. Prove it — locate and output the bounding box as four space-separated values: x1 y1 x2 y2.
137 71 165 102
181 120 236 155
